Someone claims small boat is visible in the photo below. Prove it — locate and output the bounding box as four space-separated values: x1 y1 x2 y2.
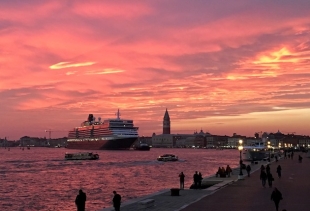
133 143 151 151
157 154 178 162
65 152 99 160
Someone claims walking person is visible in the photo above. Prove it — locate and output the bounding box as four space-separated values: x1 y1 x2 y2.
260 169 267 187
75 189 86 211
246 164 251 177
298 155 303 163
275 155 278 162
267 172 274 188
271 187 283 211
276 165 282 178
260 164 265 172
291 151 294 160
266 164 271 174
179 172 185 189
113 191 121 211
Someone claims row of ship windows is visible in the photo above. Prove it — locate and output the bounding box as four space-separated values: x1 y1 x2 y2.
69 134 138 139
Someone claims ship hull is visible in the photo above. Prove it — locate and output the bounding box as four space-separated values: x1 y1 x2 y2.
66 137 138 150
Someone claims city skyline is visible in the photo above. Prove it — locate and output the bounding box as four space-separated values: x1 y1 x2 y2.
1 1 310 140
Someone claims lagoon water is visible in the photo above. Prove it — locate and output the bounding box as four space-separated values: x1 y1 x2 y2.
0 147 240 211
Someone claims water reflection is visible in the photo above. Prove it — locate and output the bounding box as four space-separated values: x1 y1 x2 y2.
0 147 239 211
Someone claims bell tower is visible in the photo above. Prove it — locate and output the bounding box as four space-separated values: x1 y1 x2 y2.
163 108 171 134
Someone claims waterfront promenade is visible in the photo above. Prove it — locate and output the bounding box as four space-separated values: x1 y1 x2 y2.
100 152 309 211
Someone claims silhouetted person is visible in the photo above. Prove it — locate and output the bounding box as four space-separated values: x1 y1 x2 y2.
291 151 294 160
113 191 121 211
260 170 267 187
75 189 86 211
271 187 283 211
221 167 226 177
266 164 271 174
275 155 278 162
179 172 185 189
193 171 199 188
298 155 303 163
284 151 287 159
246 165 251 177
260 164 265 172
276 165 282 178
216 167 221 177
267 173 274 188
198 172 203 188
225 165 232 177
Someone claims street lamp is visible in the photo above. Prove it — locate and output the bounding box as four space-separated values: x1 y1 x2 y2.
267 141 271 162
238 139 243 177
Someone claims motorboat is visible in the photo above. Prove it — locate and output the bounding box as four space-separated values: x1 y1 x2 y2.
133 143 151 151
65 152 99 160
157 154 178 162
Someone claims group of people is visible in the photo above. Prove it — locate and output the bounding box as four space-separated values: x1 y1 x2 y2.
259 163 284 211
75 189 121 211
284 150 294 159
179 171 204 189
193 171 203 189
216 166 231 177
260 164 275 188
215 164 253 178
284 150 303 163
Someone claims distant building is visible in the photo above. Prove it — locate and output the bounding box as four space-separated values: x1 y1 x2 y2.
163 108 170 134
152 133 195 148
19 136 67 147
227 133 247 147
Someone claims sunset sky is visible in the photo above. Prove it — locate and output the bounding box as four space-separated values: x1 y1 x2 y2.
1 0 310 140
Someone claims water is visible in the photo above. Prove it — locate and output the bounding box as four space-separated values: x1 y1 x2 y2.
0 147 240 211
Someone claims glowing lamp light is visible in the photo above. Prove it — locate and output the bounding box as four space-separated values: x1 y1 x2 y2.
238 140 243 177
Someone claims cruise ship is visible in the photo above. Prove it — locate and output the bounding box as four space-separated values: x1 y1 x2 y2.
67 109 139 150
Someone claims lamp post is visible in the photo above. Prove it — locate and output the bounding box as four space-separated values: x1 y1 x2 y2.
267 141 271 162
238 139 243 177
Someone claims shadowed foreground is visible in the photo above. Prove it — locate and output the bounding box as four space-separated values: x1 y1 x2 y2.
181 152 310 211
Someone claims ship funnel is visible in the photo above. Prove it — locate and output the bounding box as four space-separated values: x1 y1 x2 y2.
88 114 94 122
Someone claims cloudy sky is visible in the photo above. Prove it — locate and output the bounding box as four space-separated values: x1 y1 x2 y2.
1 0 310 140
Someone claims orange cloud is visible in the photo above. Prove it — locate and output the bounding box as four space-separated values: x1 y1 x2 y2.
50 61 96 69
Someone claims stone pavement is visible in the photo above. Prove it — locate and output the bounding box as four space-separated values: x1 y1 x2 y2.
99 157 269 211
181 151 310 211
